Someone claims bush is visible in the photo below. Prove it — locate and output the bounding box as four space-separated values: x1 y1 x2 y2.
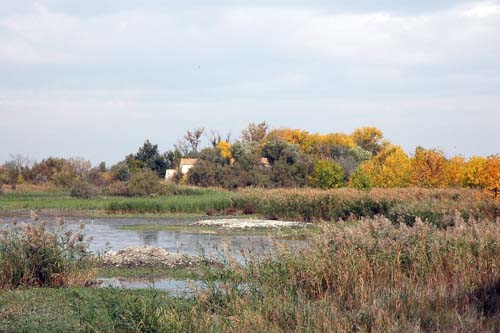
70 178 98 198
0 220 92 288
309 160 345 189
127 170 162 196
107 181 129 196
350 167 372 190
111 162 131 181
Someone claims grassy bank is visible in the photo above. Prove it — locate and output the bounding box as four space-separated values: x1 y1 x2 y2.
0 189 232 215
2 187 499 224
0 288 196 332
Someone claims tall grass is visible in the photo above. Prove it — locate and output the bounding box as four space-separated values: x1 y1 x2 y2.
231 187 500 224
189 216 500 331
0 219 93 288
105 192 232 214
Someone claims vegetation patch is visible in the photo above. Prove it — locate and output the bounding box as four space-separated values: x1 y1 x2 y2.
117 223 313 239
0 219 93 289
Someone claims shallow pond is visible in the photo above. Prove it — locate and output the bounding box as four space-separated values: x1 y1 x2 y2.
1 216 305 261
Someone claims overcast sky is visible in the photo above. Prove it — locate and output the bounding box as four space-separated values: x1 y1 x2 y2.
1 1 499 165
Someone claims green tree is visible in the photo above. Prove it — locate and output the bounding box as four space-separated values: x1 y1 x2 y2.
127 170 163 196
309 160 345 189
350 167 372 190
126 140 172 177
111 162 131 181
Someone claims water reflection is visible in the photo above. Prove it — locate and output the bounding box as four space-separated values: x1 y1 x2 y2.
139 230 159 246
0 216 304 261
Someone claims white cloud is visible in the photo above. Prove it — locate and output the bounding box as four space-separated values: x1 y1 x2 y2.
462 1 500 18
0 1 499 162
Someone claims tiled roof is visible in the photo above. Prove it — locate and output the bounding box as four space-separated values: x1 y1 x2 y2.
180 158 198 166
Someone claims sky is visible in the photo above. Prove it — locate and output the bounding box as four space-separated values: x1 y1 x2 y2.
1 0 500 165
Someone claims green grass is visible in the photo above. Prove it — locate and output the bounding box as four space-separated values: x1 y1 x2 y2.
0 288 195 333
0 190 233 215
105 192 232 214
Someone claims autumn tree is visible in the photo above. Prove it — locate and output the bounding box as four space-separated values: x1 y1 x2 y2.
482 155 500 197
446 156 466 187
361 145 411 188
307 133 356 158
464 156 487 188
241 122 268 143
350 126 384 154
217 141 233 160
410 147 448 188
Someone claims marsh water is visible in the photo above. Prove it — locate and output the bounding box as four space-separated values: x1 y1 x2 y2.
1 216 300 258
2 216 305 291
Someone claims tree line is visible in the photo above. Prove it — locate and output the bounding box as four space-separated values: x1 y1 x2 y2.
0 122 499 197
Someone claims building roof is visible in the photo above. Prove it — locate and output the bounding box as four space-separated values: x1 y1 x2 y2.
179 158 198 166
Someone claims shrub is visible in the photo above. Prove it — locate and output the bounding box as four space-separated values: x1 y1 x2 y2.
107 181 129 196
350 167 372 190
111 162 131 182
70 178 98 199
0 220 92 288
126 170 163 196
309 160 345 189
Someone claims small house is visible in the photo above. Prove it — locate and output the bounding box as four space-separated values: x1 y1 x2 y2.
165 158 198 180
179 158 198 174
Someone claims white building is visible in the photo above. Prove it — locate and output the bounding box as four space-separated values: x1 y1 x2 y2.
164 158 198 180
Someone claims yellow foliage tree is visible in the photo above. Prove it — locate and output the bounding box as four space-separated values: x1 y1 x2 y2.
265 128 310 147
305 133 355 157
265 129 355 158
483 155 500 197
410 147 448 188
464 156 487 188
217 141 233 160
446 156 466 187
361 145 411 188
350 126 384 153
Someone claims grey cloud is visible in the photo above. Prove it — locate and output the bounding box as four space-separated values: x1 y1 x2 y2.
0 1 499 163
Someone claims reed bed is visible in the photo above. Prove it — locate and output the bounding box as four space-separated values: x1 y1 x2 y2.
0 219 93 289
105 192 232 214
231 187 500 225
190 216 500 332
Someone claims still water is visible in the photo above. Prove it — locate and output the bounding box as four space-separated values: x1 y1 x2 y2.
1 216 303 260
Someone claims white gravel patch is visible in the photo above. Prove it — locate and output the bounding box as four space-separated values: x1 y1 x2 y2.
102 246 202 268
191 219 312 229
